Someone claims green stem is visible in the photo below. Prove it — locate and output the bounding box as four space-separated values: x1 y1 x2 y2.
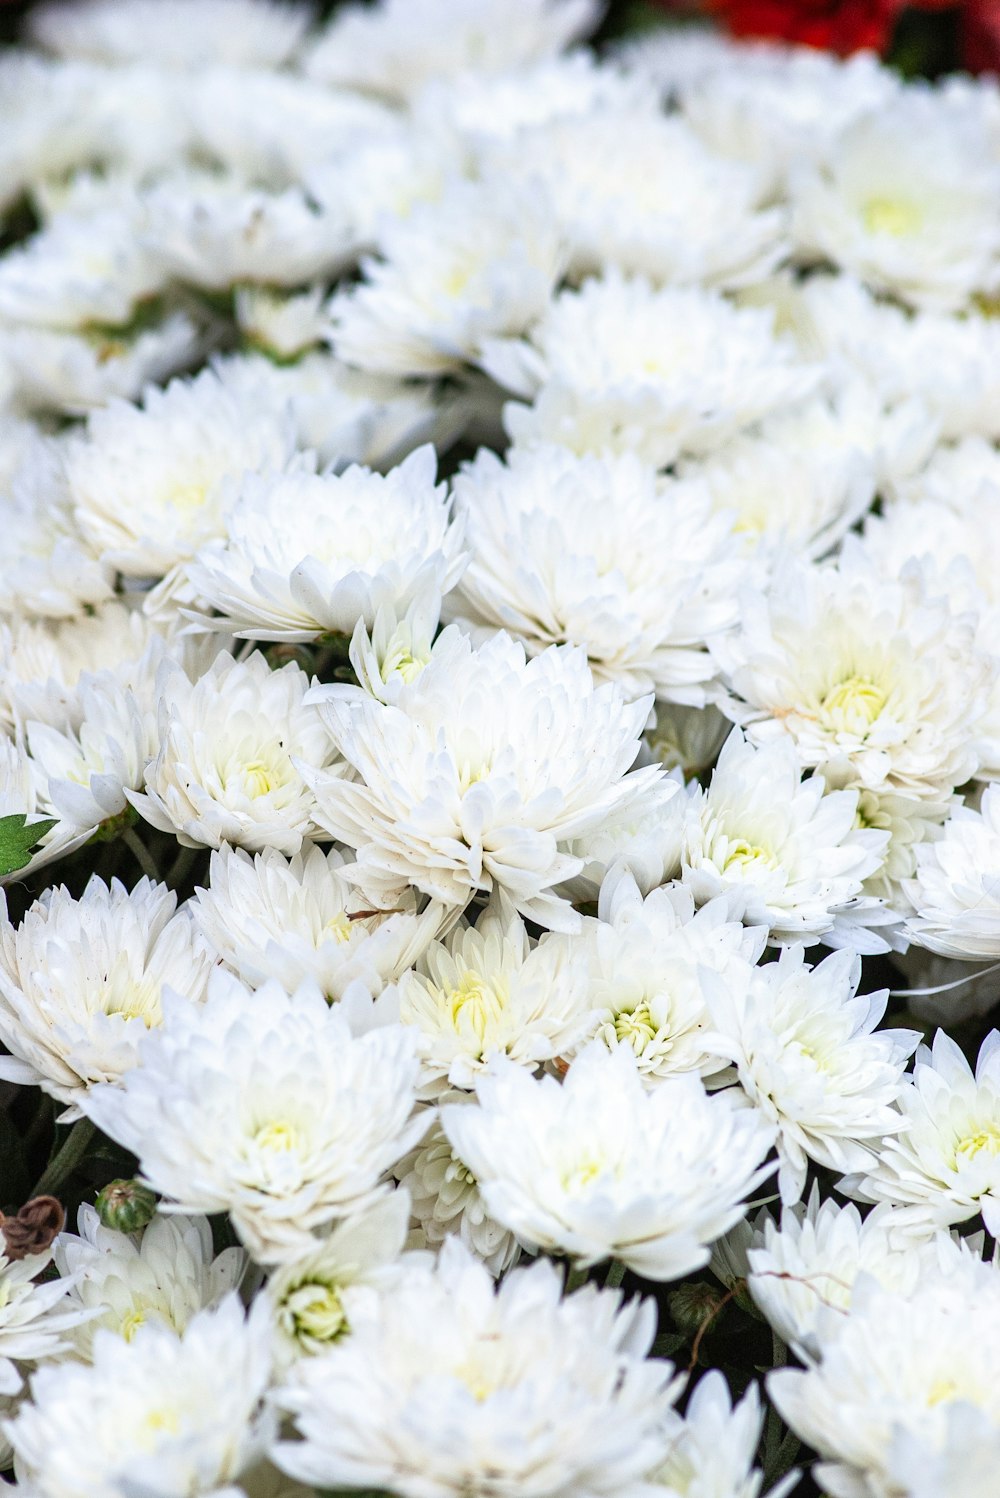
32 1118 96 1198
122 828 159 883
564 1262 590 1294
165 844 199 892
604 1259 626 1289
763 1328 789 1475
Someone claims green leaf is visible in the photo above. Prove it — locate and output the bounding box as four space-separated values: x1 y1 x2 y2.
0 815 57 877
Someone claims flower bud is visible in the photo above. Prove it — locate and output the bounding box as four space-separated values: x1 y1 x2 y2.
95 1179 157 1234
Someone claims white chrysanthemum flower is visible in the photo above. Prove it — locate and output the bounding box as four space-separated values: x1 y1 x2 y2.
28 0 311 68
446 444 745 704
680 730 889 950
444 1043 776 1278
4 1293 274 1498
191 843 445 1001
398 899 592 1093
0 875 215 1121
213 350 441 473
747 1190 962 1359
0 311 203 419
183 447 465 643
904 785 1000 960
769 1270 1000 1498
704 946 919 1204
562 773 687 904
644 702 731 779
233 285 329 361
844 1029 1000 1237
854 786 955 918
340 592 444 707
394 1099 521 1277
792 95 1000 311
0 733 88 884
0 207 166 332
54 1206 245 1358
329 179 564 378
66 369 296 585
303 0 601 101
484 108 784 288
892 433 1000 511
273 1238 680 1498
0 1248 91 1396
26 673 157 836
306 630 661 930
129 651 340 856
797 273 1000 443
679 427 874 562
84 973 429 1265
652 1372 783 1498
712 543 994 801
0 440 113 621
143 173 359 292
567 869 765 1085
484 271 819 468
265 1192 416 1369
415 51 656 145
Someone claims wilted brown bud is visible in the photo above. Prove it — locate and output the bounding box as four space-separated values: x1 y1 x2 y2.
0 1196 65 1260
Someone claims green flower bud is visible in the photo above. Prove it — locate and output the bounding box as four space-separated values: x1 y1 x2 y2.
95 1179 157 1234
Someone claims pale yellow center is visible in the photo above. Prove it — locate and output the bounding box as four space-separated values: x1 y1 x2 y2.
955 1126 1000 1163
723 839 777 872
322 910 353 945
282 1280 348 1346
927 1377 960 1408
862 197 923 237
820 674 887 736
254 1120 301 1154
447 971 508 1048
611 1002 658 1054
121 1309 146 1343
243 759 278 798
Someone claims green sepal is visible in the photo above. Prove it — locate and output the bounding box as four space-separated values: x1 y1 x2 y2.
0 815 57 877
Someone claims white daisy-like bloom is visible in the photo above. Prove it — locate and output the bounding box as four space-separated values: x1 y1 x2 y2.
844 1029 1000 1237
340 591 445 708
652 1372 784 1498
644 703 731 780
189 66 397 186
0 1248 91 1396
0 205 166 333
853 787 955 922
892 433 1000 511
674 44 897 192
0 732 89 884
704 945 919 1204
183 446 466 643
306 629 661 930
484 271 819 469
768 1269 1000 1498
191 843 446 1001
415 51 657 146
0 52 108 213
562 773 688 904
54 1206 246 1359
394 1099 521 1277
567 869 765 1085
65 368 296 586
129 650 341 856
904 784 1000 958
711 542 994 802
4 1293 275 1498
143 173 360 292
213 351 441 473
444 1042 776 1279
329 178 565 378
273 1238 680 1498
680 730 889 950
303 0 601 102
397 898 592 1094
446 444 745 704
25 673 157 837
483 107 784 289
0 439 113 621
0 310 203 419
679 426 875 562
0 875 215 1121
746 1190 964 1360
265 1191 418 1370
792 94 1000 311
28 0 311 68
84 972 429 1265
233 285 330 362
798 273 1000 443
307 127 465 256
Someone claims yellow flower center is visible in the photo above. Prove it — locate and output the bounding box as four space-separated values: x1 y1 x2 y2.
955 1126 1000 1163
243 759 278 798
164 479 211 514
560 1155 604 1194
281 1280 349 1347
322 910 353 945
723 839 777 872
862 197 923 237
446 971 508 1050
927 1377 960 1408
254 1120 301 1154
820 674 887 737
607 1002 659 1056
121 1309 146 1342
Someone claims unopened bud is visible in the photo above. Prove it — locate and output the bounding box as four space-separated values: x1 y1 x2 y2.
668 1281 724 1336
95 1179 157 1234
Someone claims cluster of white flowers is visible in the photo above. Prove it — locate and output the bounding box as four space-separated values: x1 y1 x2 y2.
0 1 998 1495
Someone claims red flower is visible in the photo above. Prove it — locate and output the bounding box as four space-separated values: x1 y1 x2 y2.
701 0 909 54
960 1 1000 72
